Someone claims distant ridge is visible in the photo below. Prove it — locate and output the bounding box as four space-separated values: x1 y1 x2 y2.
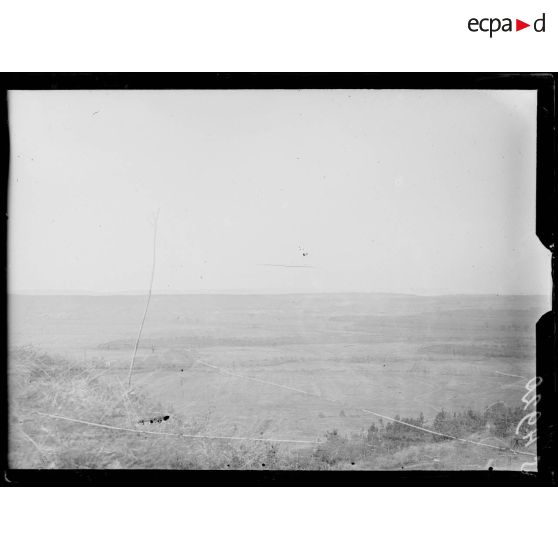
9 290 550 298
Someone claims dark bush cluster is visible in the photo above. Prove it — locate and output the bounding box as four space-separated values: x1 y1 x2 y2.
431 404 524 440
311 403 526 467
379 413 431 450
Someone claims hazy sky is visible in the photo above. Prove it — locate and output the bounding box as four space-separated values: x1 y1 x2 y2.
8 89 550 295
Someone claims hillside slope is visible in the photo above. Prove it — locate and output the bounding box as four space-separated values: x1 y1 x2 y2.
8 347 534 470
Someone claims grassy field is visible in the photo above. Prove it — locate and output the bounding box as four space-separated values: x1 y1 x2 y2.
8 293 545 469
9 347 535 470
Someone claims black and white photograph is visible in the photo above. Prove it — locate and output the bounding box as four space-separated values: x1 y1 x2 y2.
6 83 551 473
2 1 558 555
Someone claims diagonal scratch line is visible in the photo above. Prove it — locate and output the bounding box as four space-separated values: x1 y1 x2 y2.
194 353 536 457
494 371 526 379
196 359 323 398
127 209 159 389
359 409 536 456
34 411 322 445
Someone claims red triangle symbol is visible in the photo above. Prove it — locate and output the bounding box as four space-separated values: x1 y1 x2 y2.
516 19 530 31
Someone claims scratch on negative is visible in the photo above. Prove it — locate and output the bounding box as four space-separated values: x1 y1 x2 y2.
257 264 317 269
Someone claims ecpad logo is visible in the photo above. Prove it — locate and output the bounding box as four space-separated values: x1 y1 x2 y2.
468 13 546 37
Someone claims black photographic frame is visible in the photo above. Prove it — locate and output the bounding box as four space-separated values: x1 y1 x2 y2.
1 72 556 486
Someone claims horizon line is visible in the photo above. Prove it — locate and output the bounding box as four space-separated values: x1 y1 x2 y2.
8 290 550 298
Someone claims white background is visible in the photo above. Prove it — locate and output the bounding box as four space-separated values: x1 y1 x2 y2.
2 487 556 557
0 0 556 70
1 1 555 557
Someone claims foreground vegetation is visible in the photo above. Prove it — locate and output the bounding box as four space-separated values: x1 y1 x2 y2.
9 347 532 470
